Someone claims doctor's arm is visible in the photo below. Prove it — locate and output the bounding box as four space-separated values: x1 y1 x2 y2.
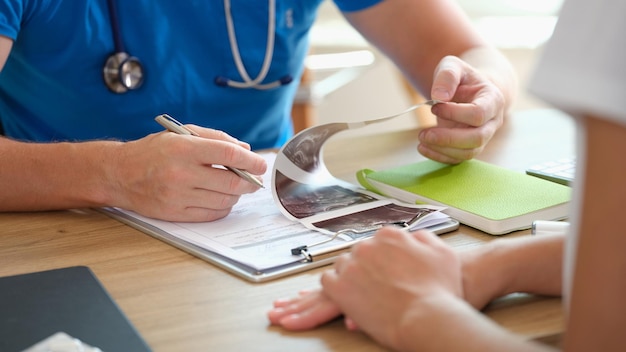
343 0 517 163
0 35 266 222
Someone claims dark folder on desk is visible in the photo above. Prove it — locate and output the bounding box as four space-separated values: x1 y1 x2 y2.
0 266 151 352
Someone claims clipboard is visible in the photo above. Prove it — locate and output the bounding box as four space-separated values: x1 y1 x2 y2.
104 207 458 282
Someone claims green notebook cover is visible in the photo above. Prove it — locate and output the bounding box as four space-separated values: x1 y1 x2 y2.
357 159 571 235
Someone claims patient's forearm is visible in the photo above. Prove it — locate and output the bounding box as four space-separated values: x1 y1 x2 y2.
461 234 564 308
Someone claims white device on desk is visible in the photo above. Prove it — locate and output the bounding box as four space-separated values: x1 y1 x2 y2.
526 157 576 186
532 220 570 236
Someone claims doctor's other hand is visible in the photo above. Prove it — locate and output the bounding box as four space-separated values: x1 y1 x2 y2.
107 125 267 222
418 55 508 164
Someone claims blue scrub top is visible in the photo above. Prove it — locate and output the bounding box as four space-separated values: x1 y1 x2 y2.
0 0 381 150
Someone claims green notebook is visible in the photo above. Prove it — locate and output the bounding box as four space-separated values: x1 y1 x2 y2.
357 159 571 235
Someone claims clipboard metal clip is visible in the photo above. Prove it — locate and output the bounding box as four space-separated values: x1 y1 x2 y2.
290 212 429 262
290 228 361 261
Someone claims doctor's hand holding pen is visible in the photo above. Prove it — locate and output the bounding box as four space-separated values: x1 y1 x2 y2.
0 121 266 223
112 123 267 222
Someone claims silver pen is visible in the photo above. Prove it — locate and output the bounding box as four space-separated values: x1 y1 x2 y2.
155 114 264 188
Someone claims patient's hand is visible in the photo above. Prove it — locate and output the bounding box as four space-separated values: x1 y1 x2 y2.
268 241 499 332
268 290 348 330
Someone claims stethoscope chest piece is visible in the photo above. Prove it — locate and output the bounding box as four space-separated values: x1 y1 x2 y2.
103 52 144 93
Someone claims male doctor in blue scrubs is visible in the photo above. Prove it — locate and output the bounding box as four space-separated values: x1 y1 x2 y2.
0 0 516 222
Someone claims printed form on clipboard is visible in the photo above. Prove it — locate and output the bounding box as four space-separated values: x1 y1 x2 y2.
103 103 457 282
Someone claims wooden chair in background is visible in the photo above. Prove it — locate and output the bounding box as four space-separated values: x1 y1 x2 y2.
290 67 315 134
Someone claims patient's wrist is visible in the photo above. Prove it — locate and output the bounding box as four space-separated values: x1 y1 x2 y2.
459 240 512 309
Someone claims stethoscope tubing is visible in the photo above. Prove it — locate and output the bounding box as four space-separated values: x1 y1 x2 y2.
224 0 275 86
106 0 126 54
220 0 291 90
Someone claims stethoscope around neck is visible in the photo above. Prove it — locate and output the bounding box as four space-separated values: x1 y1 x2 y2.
102 0 292 94
102 0 144 93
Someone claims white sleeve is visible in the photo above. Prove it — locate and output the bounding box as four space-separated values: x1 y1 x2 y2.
528 0 626 125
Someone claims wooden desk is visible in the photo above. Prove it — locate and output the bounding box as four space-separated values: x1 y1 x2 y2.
0 109 574 351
